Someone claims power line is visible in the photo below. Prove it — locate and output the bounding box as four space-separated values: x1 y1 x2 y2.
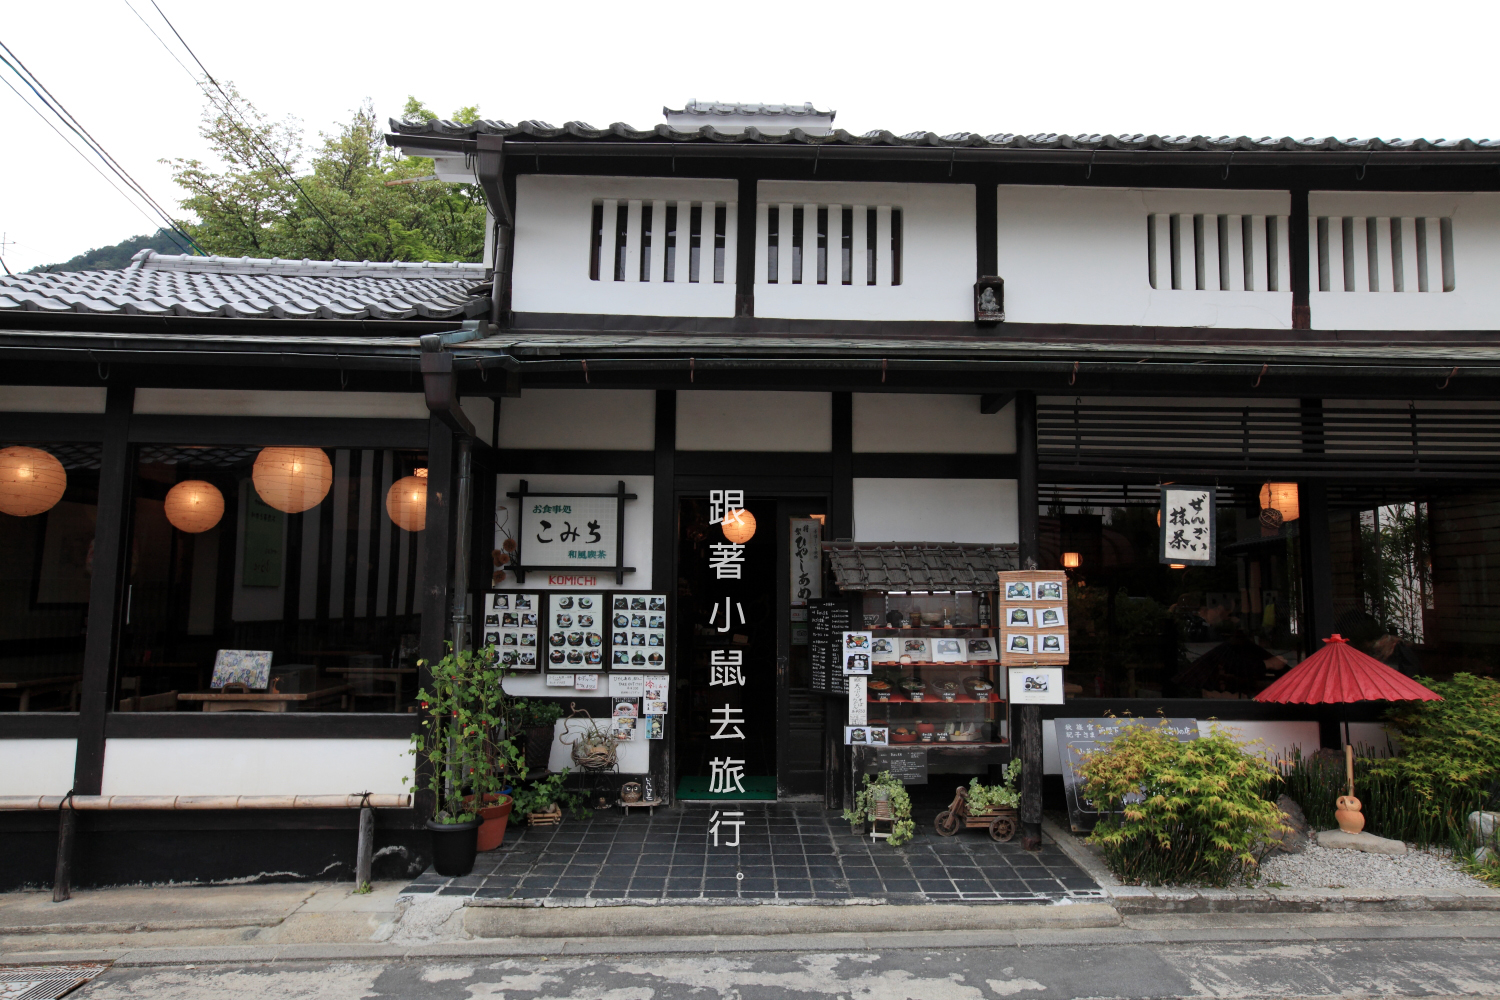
133 0 362 260
0 40 204 255
0 64 195 256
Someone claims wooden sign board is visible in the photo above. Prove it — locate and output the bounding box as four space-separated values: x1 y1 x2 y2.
997 570 1070 667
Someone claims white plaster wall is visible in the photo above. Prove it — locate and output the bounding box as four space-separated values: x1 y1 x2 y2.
98 738 411 796
853 478 1018 544
493 474 652 591
0 739 77 795
498 390 655 451
512 174 738 317
676 391 831 451
853 394 1015 453
997 185 1293 328
462 396 495 446
755 180 976 321
0 386 106 413
1309 191 1500 330
133 389 428 419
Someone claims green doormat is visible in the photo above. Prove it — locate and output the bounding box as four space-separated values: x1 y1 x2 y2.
676 775 778 800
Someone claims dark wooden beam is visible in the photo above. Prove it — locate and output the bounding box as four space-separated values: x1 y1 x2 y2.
419 418 454 676
651 389 676 794
72 385 135 795
829 393 853 540
1291 189 1311 330
735 176 757 319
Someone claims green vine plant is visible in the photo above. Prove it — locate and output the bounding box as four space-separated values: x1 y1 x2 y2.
843 771 916 847
409 643 526 824
966 759 1023 811
510 768 589 820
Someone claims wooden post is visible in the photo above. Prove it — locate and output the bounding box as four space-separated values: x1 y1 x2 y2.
52 802 76 902
1015 390 1044 850
355 806 375 888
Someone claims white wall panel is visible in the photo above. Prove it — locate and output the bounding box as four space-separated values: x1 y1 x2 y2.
676 391 831 452
497 389 655 451
0 739 77 795
997 186 1292 328
99 739 410 796
133 389 428 419
512 175 737 317
853 478 1018 544
0 386 106 413
756 180 975 321
1310 191 1500 330
852 394 1015 454
493 474 652 590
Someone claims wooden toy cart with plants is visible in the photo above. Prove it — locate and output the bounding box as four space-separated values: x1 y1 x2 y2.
934 761 1022 842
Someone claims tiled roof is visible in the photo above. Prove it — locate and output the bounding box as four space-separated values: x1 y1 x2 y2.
824 542 1019 592
388 117 1500 153
663 100 834 119
0 250 489 320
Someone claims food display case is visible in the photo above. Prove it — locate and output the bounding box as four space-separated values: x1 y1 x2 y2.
860 590 1007 748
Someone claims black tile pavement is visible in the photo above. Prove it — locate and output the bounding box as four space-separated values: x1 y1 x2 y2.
405 802 1104 904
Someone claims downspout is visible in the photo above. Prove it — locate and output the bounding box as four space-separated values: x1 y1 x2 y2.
474 135 513 328
422 331 479 653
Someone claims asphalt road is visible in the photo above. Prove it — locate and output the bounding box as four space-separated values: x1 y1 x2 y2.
73 939 1500 999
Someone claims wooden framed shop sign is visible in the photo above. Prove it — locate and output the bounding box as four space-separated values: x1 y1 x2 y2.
997 570 1070 667
506 479 637 585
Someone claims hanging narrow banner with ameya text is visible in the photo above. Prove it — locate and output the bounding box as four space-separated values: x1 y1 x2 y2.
1158 486 1217 567
789 518 822 602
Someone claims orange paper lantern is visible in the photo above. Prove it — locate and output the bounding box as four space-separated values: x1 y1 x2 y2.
1259 482 1300 522
164 480 224 533
722 508 756 544
1061 551 1082 569
386 469 428 532
0 445 67 517
252 447 332 514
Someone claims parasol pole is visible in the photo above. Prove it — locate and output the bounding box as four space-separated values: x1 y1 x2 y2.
1345 743 1355 798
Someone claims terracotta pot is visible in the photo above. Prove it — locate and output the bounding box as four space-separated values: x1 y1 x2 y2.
463 793 514 852
1335 794 1365 834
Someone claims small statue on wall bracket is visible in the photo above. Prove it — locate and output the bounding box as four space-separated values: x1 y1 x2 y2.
975 276 1005 325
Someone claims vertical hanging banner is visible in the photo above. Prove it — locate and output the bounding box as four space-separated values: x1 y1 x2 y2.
705 488 749 844
1158 486 1217 567
789 518 823 602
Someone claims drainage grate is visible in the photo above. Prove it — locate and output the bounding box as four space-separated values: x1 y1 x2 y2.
0 963 111 1000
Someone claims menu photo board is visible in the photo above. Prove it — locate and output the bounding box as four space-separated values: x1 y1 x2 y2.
483 592 540 670
609 593 668 671
997 570 1070 667
546 592 606 671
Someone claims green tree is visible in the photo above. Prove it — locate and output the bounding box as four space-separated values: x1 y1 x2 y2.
167 90 486 263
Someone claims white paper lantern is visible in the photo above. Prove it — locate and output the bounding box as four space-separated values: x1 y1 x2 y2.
252 447 333 514
386 469 428 532
164 480 224 533
722 509 756 544
0 445 67 517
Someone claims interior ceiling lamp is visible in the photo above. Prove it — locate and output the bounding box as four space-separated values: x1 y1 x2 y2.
252 447 333 514
1169 563 1186 570
1061 552 1082 569
164 480 224 533
722 508 757 544
386 467 428 532
0 445 67 517
1260 482 1300 522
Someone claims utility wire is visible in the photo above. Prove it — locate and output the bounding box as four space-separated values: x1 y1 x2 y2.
0 40 204 255
133 0 362 259
0 65 195 256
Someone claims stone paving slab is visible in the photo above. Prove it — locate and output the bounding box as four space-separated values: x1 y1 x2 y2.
405 801 1104 905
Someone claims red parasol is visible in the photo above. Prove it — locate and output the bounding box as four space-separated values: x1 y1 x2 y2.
1255 634 1442 704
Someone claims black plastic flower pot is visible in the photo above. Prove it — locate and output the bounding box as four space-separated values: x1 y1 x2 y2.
425 818 481 876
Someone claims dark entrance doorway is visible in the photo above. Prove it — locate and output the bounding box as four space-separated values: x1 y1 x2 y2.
673 494 826 800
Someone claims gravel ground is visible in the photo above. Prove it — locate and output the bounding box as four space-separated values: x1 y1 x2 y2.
1258 837 1486 890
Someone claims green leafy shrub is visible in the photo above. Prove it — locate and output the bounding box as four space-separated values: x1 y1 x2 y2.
510 769 589 821
1079 722 1285 886
966 759 1022 810
409 644 522 824
844 771 915 847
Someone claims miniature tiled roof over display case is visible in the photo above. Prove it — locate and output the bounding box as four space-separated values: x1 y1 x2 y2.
824 542 1019 593
0 250 490 320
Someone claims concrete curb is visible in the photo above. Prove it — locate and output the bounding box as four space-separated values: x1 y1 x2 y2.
1040 815 1500 914
8 920 1500 967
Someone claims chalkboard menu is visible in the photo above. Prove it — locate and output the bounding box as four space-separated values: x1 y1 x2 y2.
872 747 928 785
808 598 857 694
1056 717 1199 833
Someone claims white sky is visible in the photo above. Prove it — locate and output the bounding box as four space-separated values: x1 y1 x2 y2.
2 0 1496 272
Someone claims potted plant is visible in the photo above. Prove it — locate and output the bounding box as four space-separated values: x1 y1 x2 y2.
511 769 588 827
511 698 564 772
843 771 915 846
410 644 509 875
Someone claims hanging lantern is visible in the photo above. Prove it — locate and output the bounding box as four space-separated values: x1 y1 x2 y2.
0 445 67 517
722 508 756 544
164 480 224 533
1061 552 1082 569
252 447 332 513
1259 482 1300 522
386 468 428 532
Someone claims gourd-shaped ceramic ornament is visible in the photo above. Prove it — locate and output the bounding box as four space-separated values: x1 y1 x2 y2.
1334 744 1365 834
